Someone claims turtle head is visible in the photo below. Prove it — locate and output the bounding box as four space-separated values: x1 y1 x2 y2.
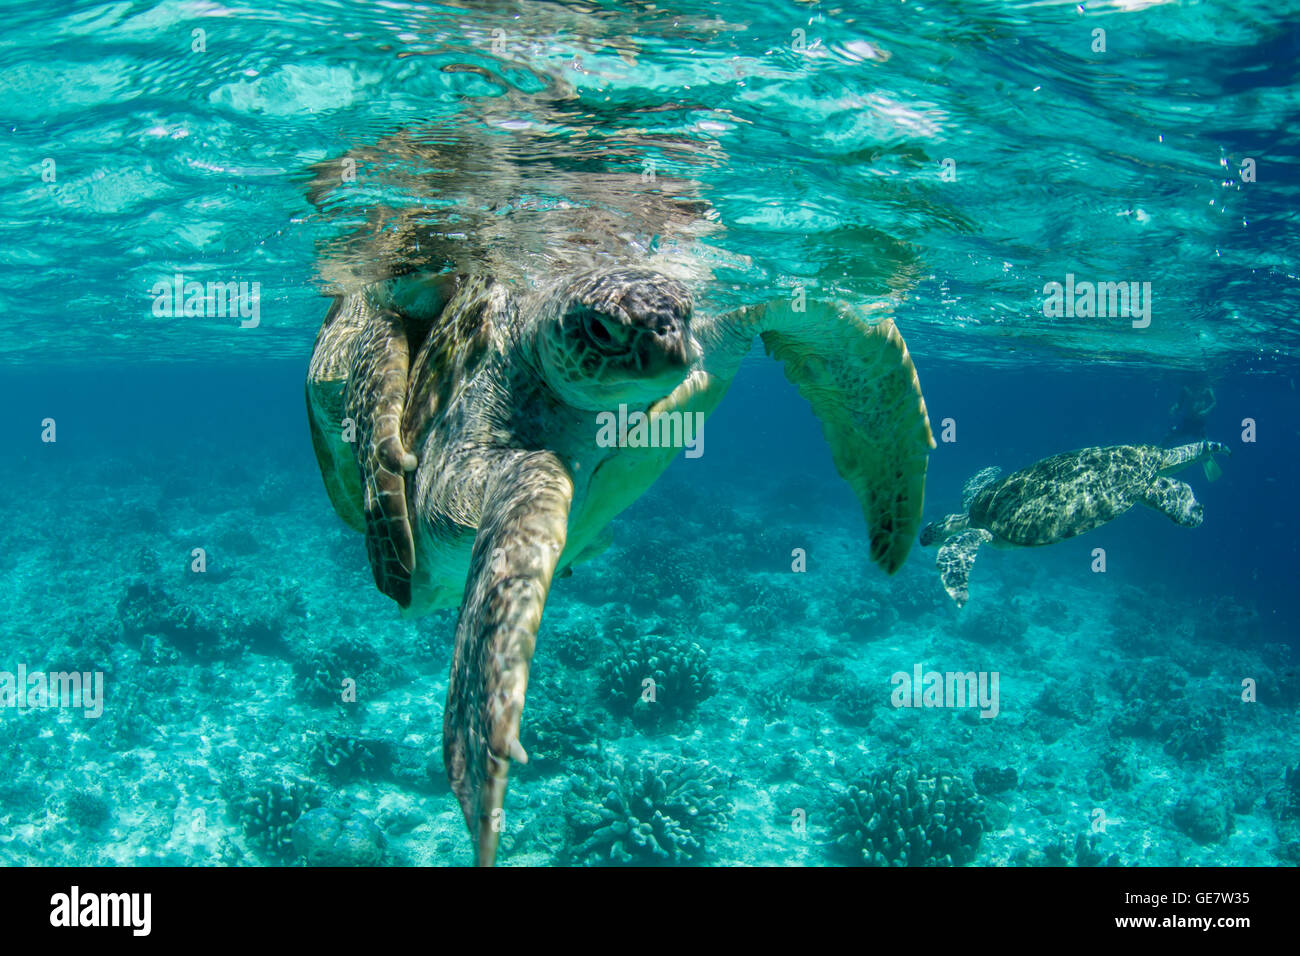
919 513 970 546
535 269 699 409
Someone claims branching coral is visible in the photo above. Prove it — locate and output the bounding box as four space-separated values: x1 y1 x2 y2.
598 635 715 724
549 627 598 670
830 768 987 867
312 732 395 782
1162 706 1225 761
521 703 603 773
231 778 322 861
293 635 388 707
564 756 733 865
754 684 792 723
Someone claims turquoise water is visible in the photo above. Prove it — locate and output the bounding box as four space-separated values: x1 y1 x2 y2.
1 0 1297 866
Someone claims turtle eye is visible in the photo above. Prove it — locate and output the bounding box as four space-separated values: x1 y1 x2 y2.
578 309 623 354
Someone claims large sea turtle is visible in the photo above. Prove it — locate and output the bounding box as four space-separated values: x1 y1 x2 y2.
919 441 1230 608
306 260 934 865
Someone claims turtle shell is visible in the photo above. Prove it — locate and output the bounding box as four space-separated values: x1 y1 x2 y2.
968 445 1153 546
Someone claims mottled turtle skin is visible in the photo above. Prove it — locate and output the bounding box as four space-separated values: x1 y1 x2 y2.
920 441 1229 607
307 265 935 865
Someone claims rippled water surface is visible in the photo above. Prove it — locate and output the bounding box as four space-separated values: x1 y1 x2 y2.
4 0 1298 367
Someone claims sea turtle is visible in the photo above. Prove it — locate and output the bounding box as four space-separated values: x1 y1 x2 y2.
306 266 935 864
919 441 1230 608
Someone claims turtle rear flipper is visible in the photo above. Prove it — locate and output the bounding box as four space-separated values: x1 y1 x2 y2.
712 300 934 574
936 529 994 608
444 451 573 866
1139 475 1203 527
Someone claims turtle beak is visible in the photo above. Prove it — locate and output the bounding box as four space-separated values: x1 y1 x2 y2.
635 313 698 379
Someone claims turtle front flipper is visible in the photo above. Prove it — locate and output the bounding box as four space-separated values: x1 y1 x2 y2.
937 529 994 608
1138 476 1204 527
307 292 420 607
444 451 573 866
346 304 421 608
711 300 935 573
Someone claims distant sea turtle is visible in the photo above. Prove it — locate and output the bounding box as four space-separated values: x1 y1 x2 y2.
919 441 1229 608
307 267 935 864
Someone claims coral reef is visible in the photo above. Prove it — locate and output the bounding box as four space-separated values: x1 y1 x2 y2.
4 407 1291 869
621 542 706 615
43 612 120 677
1113 660 1189 702
959 603 1028 645
1043 832 1120 867
754 683 791 723
831 682 876 726
1107 663 1225 761
598 634 715 724
293 635 393 707
830 768 987 866
886 563 947 620
828 596 899 640
1107 586 1175 655
292 807 386 866
1101 744 1138 791
1163 706 1226 761
64 788 111 831
1283 764 1300 820
230 778 322 861
564 756 733 865
1256 644 1300 709
118 580 274 660
1036 676 1097 723
312 732 395 783
1270 764 1300 863
786 657 875 725
1194 596 1260 646
1173 791 1235 845
549 627 600 670
973 765 1018 796
520 702 603 773
790 657 851 703
1108 700 1159 739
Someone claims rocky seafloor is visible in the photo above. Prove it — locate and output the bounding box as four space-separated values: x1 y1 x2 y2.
1 445 1296 867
